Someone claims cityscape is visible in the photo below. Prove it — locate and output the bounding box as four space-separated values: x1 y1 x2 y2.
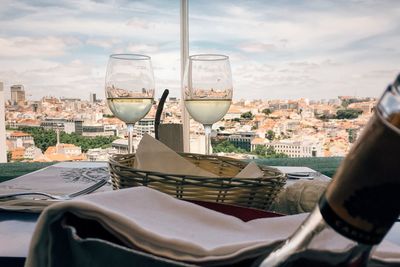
1 82 376 163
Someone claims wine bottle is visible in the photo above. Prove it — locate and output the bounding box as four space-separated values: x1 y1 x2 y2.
256 75 400 267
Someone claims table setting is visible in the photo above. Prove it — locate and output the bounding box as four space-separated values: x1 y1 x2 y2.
0 53 399 267
1 133 400 266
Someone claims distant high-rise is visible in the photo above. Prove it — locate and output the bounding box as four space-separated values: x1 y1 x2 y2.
0 82 7 162
90 93 97 103
10 84 25 105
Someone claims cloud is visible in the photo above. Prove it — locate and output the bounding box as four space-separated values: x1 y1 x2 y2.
127 44 160 54
0 36 80 58
0 0 399 101
126 18 154 29
0 60 103 100
238 42 276 53
86 38 121 49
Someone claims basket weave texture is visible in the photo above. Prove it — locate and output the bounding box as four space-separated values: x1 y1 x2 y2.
109 153 287 210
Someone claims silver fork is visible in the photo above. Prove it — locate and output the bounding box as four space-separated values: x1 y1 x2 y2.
0 179 108 200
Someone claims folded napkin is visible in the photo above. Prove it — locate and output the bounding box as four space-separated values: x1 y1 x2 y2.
25 187 400 267
134 134 218 177
0 162 111 212
271 179 330 215
135 134 265 179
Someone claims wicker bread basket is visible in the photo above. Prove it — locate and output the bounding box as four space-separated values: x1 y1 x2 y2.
109 153 286 210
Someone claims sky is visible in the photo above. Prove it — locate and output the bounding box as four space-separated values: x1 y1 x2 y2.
0 0 399 101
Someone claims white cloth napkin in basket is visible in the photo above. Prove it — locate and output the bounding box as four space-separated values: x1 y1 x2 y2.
25 187 400 266
134 134 265 179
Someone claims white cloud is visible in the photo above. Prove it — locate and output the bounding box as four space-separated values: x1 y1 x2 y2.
0 0 399 100
0 60 104 100
86 38 121 48
238 42 276 53
127 44 160 54
126 18 155 30
0 36 79 58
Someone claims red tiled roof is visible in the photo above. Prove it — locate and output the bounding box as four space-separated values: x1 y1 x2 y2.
10 131 31 137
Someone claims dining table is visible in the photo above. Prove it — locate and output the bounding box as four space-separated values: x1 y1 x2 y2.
0 162 399 267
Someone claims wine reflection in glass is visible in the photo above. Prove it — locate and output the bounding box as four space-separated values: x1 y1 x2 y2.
183 54 233 155
105 54 155 154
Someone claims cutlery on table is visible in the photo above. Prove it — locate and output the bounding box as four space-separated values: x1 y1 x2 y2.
286 172 317 179
0 179 108 200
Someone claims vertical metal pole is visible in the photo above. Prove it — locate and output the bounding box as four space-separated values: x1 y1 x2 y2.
180 0 190 152
0 82 7 163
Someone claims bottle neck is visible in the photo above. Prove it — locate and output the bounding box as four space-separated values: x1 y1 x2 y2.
257 206 372 267
258 207 326 267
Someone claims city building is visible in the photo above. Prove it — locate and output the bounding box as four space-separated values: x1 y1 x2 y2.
267 141 323 158
10 85 26 105
87 147 118 161
250 137 268 151
134 118 156 139
227 132 256 151
11 147 25 161
8 131 35 149
0 82 6 162
90 93 97 103
41 118 83 134
189 134 206 154
24 146 43 160
225 106 242 120
44 143 85 161
82 124 115 137
111 139 139 154
31 102 40 112
57 143 82 156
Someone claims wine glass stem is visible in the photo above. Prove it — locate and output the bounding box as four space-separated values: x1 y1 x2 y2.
127 123 134 154
204 124 212 155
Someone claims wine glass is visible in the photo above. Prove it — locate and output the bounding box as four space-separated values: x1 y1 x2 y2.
105 54 155 154
183 54 233 155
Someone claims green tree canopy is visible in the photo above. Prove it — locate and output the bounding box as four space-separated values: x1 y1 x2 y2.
262 108 272 115
18 127 117 153
212 140 246 154
253 145 267 156
241 111 254 120
347 128 357 143
336 109 363 119
265 130 275 141
265 146 289 158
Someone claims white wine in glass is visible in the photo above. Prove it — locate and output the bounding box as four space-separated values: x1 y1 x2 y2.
183 54 233 155
105 54 155 154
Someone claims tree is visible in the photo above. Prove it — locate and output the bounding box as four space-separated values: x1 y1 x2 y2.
317 114 335 121
265 130 275 141
241 111 254 120
262 108 272 116
7 151 12 162
336 109 363 120
253 145 267 156
265 146 289 158
347 128 357 143
341 99 350 108
266 146 276 156
103 114 115 118
18 127 117 152
212 140 246 154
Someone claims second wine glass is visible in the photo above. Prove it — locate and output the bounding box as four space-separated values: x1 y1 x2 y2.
105 54 155 154
183 54 233 155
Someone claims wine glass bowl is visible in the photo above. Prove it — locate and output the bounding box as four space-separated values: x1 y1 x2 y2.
183 54 233 154
105 54 155 153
